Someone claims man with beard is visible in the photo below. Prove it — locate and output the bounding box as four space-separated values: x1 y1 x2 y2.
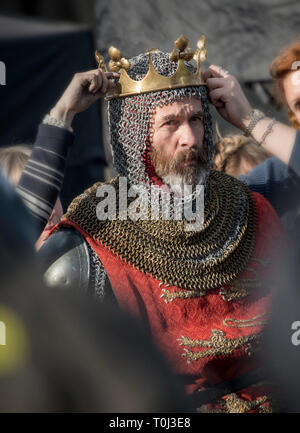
39 36 286 412
150 98 208 194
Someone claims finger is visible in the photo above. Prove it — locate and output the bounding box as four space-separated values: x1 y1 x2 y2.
107 75 120 91
94 70 105 94
89 72 100 93
212 100 225 108
80 72 97 91
105 72 120 80
206 77 226 90
202 68 215 81
203 65 223 81
209 88 226 106
209 64 230 78
208 95 225 108
99 73 108 93
103 71 120 92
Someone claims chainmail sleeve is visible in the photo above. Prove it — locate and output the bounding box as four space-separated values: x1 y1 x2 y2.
87 242 118 305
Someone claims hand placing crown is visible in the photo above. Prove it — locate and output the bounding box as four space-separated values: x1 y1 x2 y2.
95 34 207 99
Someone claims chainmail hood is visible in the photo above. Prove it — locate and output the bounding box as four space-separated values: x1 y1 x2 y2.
108 50 214 191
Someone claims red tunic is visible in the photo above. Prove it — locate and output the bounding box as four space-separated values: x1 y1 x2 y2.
57 191 285 412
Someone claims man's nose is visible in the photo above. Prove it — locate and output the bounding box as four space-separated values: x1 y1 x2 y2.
177 123 199 149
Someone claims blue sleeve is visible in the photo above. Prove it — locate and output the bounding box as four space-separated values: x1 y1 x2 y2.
238 131 300 218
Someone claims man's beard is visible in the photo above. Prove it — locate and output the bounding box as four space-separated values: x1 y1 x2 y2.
150 146 208 196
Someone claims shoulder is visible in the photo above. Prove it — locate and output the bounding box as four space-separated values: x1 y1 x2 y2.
239 157 288 187
250 190 287 254
64 177 119 222
38 228 90 294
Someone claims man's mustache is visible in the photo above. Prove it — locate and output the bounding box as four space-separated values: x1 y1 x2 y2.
173 148 206 166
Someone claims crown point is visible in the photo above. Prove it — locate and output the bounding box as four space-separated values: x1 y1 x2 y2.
95 49 101 63
197 35 206 50
175 35 189 52
120 58 131 70
95 50 108 72
169 49 179 63
109 59 120 72
182 47 194 61
199 49 207 62
108 46 121 61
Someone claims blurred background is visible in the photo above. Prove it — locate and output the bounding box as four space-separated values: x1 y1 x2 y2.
0 0 299 208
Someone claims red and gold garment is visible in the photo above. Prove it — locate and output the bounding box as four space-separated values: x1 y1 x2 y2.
56 175 286 413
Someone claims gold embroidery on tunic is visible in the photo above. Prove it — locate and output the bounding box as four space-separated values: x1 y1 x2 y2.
219 285 249 301
178 329 261 363
197 393 272 413
219 258 271 301
160 287 206 303
222 313 268 328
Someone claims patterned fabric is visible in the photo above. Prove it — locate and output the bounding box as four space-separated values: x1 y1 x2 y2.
16 124 73 232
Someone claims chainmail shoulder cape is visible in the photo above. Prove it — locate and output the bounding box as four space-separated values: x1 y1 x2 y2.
63 170 257 293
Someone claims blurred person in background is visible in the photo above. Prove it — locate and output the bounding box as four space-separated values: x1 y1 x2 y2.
213 134 271 177
0 145 63 250
0 68 119 249
204 58 300 260
257 37 300 413
208 37 300 412
270 38 300 129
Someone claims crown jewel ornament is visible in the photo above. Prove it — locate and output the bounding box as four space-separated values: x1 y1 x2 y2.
95 34 207 99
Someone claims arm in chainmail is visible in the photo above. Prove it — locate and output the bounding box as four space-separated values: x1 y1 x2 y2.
87 242 106 298
85 242 118 305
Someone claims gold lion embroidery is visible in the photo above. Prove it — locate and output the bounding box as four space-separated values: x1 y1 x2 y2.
178 329 261 363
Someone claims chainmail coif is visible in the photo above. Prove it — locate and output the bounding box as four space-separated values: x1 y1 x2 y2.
108 50 214 192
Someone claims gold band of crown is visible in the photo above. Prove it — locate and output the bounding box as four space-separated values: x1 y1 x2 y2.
95 34 207 99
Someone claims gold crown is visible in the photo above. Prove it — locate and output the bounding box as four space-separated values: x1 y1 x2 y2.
95 34 207 99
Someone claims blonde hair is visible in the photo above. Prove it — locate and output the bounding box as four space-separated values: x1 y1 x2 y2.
0 145 31 187
213 134 271 177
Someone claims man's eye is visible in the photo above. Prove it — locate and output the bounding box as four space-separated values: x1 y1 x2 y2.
164 120 176 126
191 116 203 122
